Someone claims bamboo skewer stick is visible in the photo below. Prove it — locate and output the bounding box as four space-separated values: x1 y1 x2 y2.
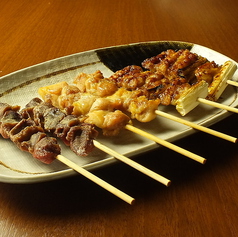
227 80 238 87
155 110 237 143
56 154 135 205
198 98 238 113
93 140 171 186
125 124 206 164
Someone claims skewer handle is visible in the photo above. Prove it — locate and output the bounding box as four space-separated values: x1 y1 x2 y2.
227 80 238 87
93 140 171 186
198 97 238 113
56 155 135 205
155 110 237 143
125 125 206 164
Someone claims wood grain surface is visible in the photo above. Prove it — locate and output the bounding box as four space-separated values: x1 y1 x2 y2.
1 0 238 236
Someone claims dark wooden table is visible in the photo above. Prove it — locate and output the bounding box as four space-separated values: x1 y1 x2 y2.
1 0 238 236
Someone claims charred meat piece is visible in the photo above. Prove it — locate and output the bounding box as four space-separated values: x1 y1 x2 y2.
142 49 199 79
32 102 53 128
22 98 98 156
141 49 218 86
109 65 165 91
21 132 47 153
109 65 146 90
195 61 221 84
25 97 43 108
53 113 99 156
22 98 66 133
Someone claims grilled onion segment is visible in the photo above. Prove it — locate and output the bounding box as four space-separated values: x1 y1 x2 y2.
207 60 237 101
176 81 208 116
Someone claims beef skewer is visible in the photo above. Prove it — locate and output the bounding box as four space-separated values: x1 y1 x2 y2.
22 98 171 186
0 102 135 204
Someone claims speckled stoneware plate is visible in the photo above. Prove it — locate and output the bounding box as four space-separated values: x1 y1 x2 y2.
0 41 238 183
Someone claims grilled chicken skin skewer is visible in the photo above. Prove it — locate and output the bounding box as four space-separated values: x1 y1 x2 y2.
38 79 156 136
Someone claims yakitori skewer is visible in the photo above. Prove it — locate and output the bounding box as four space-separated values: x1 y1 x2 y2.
37 49 238 165
104 49 237 117
197 98 238 113
39 79 237 145
107 49 238 117
20 98 171 186
227 80 238 87
38 83 207 164
38 81 237 148
186 60 238 114
150 59 238 116
0 103 134 204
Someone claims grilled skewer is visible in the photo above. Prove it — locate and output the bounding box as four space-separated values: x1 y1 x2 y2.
38 57 237 144
22 98 170 186
0 101 135 204
109 50 237 115
1 99 170 186
39 83 207 163
40 49 238 142
3 49 236 203
0 102 61 164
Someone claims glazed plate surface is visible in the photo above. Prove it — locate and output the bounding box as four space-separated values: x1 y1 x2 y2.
0 41 238 183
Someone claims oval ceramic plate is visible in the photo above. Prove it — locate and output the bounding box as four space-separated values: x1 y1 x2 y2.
0 41 238 183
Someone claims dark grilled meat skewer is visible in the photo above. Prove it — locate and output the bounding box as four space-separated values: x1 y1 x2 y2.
21 98 98 157
0 102 61 164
